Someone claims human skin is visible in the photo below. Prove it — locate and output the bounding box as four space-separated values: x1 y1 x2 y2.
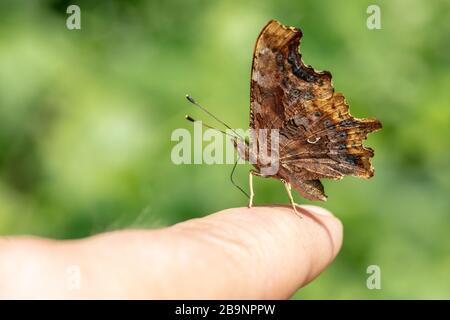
0 205 342 299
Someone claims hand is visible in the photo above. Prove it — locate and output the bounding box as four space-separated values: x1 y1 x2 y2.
0 205 342 299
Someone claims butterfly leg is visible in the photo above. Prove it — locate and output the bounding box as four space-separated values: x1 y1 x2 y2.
282 180 303 218
248 170 255 208
248 170 264 208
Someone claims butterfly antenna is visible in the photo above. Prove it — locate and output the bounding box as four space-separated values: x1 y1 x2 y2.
185 115 249 199
185 95 245 140
185 95 249 199
185 115 237 139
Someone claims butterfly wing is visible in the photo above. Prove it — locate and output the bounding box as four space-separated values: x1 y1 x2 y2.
250 20 334 130
250 20 381 201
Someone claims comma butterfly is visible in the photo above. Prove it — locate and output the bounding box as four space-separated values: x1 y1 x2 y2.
238 20 382 215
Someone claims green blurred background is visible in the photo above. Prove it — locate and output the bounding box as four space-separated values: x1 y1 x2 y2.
0 0 449 299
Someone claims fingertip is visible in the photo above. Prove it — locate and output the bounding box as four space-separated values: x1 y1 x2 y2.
167 205 342 299
295 205 343 261
300 205 335 217
243 205 344 292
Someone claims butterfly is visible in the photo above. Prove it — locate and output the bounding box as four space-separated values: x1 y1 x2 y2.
187 20 381 216
234 20 382 215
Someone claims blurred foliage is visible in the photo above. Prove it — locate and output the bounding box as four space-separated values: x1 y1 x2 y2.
0 0 449 299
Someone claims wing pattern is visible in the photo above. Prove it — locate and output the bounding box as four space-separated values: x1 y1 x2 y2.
250 20 381 200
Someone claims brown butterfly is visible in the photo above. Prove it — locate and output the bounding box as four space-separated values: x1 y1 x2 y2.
187 20 381 216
